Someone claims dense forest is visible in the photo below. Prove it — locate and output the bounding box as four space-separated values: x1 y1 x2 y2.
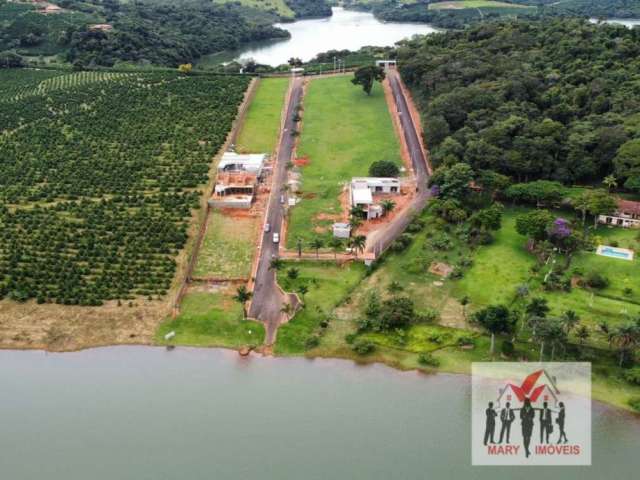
285 0 332 19
343 0 640 28
398 19 640 186
0 0 291 66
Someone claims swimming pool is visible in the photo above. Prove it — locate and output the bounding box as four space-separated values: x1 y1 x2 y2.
596 245 635 261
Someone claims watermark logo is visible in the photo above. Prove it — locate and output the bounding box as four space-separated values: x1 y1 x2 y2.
472 362 591 466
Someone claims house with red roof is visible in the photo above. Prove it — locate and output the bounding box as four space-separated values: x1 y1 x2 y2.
598 199 640 228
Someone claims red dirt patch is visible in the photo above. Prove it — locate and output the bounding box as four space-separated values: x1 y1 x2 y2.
302 192 317 199
294 156 310 167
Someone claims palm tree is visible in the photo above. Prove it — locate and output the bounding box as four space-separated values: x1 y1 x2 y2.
349 235 366 258
387 281 403 294
350 205 366 218
297 284 309 303
309 237 324 258
348 215 362 230
287 267 299 279
329 238 343 261
460 295 470 320
603 174 617 192
380 199 396 217
233 285 252 320
576 325 590 345
561 310 580 335
611 323 640 367
269 258 284 271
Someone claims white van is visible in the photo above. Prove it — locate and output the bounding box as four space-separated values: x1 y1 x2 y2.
273 233 280 243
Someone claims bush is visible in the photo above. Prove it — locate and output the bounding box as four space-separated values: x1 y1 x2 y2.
390 233 413 252
344 333 357 344
457 336 475 347
501 340 515 357
369 160 399 177
628 396 640 413
585 271 610 289
406 217 426 233
352 339 376 355
418 352 440 367
623 368 640 386
305 336 320 350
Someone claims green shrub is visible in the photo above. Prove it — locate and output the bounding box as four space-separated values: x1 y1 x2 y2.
585 271 609 289
418 352 440 367
457 336 475 347
501 340 515 357
305 336 320 350
344 333 357 344
623 368 640 386
628 396 640 413
369 160 399 177
352 339 376 355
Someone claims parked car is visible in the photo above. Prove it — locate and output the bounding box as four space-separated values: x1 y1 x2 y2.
264 223 271 233
273 233 280 243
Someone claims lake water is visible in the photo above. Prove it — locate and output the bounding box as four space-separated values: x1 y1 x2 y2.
235 7 439 66
590 18 640 28
1 346 639 479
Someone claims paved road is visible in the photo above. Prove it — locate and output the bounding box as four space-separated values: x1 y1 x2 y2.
249 77 303 345
367 70 431 255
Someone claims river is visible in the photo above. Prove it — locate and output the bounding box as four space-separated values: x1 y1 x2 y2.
1 347 638 479
233 7 439 66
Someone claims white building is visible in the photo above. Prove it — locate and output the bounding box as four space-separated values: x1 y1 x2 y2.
598 199 640 228
376 60 397 69
332 223 352 239
217 152 267 177
350 177 400 220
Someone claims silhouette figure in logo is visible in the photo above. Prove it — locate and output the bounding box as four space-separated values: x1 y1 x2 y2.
520 398 535 458
498 401 515 443
539 401 553 444
556 402 568 444
483 402 497 445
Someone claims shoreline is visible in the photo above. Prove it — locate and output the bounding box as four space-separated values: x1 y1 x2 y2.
3 340 639 416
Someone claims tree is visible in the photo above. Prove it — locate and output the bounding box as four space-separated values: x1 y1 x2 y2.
349 235 366 258
287 267 299 280
472 305 516 355
515 210 554 243
309 237 324 258
387 281 403 294
288 57 302 67
576 325 590 345
561 310 580 335
297 284 309 302
430 163 474 200
460 295 469 320
379 297 415 330
329 238 343 261
533 317 566 361
603 175 618 192
586 189 617 228
380 199 396 217
351 65 385 95
269 258 284 270
614 139 640 180
611 322 640 367
369 160 399 177
233 285 252 320
178 63 193 74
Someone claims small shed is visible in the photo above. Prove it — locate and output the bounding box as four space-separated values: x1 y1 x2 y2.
332 223 351 239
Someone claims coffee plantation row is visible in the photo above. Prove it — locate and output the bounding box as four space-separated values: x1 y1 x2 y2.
0 69 251 305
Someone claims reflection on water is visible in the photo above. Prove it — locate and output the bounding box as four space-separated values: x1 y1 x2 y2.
0 347 639 479
234 7 439 66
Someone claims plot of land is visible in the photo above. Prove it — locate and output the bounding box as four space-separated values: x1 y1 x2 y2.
156 289 264 348
193 211 259 279
275 261 366 355
429 1 531 9
287 76 401 247
213 0 294 18
236 77 289 154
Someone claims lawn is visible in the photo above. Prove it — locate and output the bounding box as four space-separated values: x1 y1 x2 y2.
287 75 401 248
454 208 536 307
429 0 532 9
213 0 294 18
193 211 258 279
156 290 264 348
236 77 289 154
274 261 367 355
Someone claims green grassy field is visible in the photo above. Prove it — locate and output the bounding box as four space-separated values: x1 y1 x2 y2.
213 0 294 17
156 290 264 348
236 78 289 154
429 0 531 9
287 76 401 248
454 208 535 307
193 211 258 279
275 261 367 355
